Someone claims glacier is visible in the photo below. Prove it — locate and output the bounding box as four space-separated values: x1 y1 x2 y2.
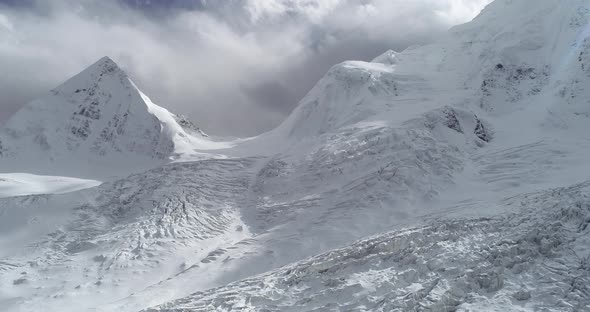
1 0 590 311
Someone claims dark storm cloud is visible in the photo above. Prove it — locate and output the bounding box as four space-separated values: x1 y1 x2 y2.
0 0 491 136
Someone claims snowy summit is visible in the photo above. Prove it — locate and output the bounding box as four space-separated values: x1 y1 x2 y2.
0 56 212 178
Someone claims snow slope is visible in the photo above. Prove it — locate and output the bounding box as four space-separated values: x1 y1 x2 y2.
2 0 590 311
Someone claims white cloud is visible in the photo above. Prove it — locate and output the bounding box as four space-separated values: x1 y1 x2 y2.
0 14 13 32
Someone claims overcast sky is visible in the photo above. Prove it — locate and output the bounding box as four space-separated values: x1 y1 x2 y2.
0 0 492 136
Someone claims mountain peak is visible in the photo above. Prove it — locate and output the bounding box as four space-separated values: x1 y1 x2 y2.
97 55 116 64
0 57 205 177
50 56 129 98
90 56 122 74
79 56 125 80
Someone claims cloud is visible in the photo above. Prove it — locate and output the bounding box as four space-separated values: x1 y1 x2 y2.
0 0 491 136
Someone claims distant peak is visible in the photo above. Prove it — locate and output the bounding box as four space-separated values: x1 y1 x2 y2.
50 56 131 98
372 50 398 65
96 55 116 65
87 56 123 75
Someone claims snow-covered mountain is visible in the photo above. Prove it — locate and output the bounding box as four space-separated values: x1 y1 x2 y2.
0 56 215 179
1 0 590 311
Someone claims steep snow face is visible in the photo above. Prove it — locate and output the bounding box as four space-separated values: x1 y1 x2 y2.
444 0 590 125
277 0 590 139
0 57 213 178
275 60 428 138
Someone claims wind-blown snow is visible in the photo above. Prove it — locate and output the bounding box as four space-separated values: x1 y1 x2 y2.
2 0 590 311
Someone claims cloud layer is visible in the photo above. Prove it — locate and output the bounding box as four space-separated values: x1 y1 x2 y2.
0 0 492 136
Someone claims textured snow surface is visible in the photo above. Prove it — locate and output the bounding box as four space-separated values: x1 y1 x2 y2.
2 0 590 311
148 182 590 311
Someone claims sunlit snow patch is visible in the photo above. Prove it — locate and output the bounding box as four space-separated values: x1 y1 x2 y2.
0 173 100 198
